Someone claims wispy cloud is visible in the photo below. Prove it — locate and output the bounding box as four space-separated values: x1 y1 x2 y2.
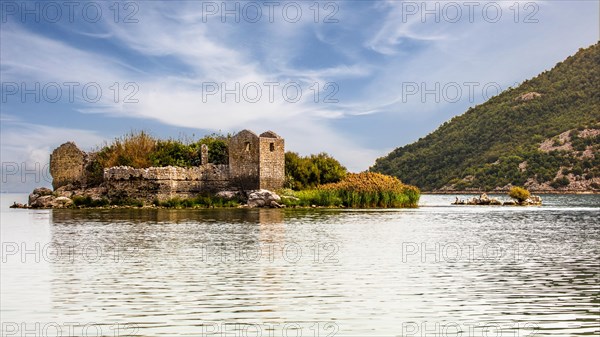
1 0 598 185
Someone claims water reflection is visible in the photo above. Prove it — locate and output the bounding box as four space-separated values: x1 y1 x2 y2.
51 207 290 224
45 209 349 335
1 195 598 336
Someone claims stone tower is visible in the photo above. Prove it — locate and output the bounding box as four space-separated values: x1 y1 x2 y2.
258 131 285 190
228 130 284 190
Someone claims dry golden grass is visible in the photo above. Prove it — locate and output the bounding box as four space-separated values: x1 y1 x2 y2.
321 172 414 193
96 131 157 168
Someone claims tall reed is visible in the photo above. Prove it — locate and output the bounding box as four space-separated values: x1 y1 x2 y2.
280 172 420 208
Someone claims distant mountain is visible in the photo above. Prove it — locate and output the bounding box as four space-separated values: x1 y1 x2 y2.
371 43 600 192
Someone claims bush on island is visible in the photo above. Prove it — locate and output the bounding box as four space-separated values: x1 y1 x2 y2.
508 186 530 203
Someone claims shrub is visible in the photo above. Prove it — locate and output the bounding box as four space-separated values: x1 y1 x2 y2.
508 186 530 202
570 166 583 176
85 159 105 187
285 152 347 190
550 176 571 188
96 131 157 169
199 135 229 165
552 138 562 146
72 196 110 207
150 140 199 167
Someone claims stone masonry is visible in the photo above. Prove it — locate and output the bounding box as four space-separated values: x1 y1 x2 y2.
104 165 230 202
49 142 86 190
258 131 285 190
228 129 261 190
228 130 285 191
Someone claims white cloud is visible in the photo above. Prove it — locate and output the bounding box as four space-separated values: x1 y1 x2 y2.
1 0 598 184
356 0 599 114
0 9 379 172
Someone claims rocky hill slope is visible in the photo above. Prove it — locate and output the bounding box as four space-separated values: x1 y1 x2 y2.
371 43 600 193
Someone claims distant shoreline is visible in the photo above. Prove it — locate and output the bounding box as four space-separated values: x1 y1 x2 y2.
3 191 599 195
423 191 600 195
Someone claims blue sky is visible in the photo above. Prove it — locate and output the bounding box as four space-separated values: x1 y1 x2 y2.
1 0 598 191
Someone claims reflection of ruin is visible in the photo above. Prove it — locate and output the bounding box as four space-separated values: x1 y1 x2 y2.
51 208 285 224
257 208 285 226
256 209 286 305
49 130 285 202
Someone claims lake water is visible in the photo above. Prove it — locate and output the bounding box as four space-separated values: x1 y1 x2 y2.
1 193 599 336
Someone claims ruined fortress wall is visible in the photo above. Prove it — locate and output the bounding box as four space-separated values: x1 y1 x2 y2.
259 135 285 190
104 165 231 201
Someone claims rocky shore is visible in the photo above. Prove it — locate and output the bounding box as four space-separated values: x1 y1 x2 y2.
452 193 542 206
10 187 286 209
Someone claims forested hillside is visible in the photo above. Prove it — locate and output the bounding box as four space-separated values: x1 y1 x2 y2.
371 43 600 192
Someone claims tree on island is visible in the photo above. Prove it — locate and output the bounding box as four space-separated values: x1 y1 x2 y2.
284 152 347 190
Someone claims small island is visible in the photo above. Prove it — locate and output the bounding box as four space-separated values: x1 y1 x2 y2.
452 187 542 206
13 130 420 210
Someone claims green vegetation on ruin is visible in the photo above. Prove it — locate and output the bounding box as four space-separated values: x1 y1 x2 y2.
86 131 230 185
371 43 600 191
85 131 351 192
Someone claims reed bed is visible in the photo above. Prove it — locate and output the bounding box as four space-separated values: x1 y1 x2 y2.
280 172 420 208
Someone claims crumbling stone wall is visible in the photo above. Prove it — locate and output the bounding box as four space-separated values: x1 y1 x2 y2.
259 131 285 190
104 165 230 202
49 142 85 189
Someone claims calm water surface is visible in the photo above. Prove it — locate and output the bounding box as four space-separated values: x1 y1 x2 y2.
1 193 599 336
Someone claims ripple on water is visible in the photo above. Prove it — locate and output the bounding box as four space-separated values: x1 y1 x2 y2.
1 194 598 336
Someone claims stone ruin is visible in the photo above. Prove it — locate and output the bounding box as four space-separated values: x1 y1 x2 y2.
49 142 86 189
43 130 285 204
